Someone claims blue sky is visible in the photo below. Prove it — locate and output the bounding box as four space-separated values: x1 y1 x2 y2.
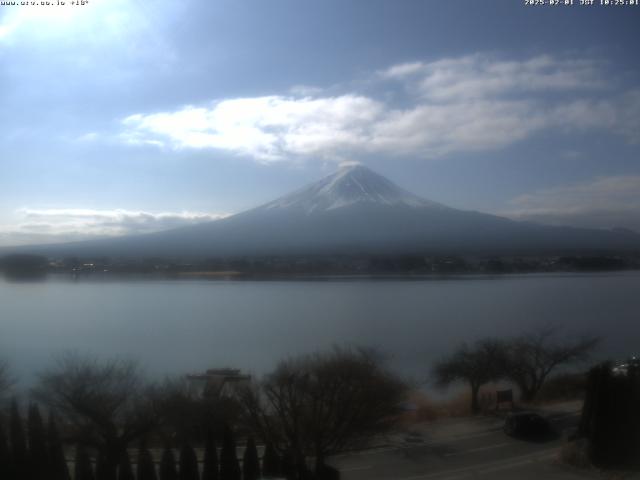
1 0 639 245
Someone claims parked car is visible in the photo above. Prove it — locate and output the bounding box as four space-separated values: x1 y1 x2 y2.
503 411 551 438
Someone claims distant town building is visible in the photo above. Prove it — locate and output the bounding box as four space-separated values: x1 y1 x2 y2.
612 356 639 376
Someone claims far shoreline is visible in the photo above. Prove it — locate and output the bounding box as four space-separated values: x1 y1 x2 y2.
2 268 640 284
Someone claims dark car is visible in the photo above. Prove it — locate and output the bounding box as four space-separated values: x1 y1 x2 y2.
503 412 551 438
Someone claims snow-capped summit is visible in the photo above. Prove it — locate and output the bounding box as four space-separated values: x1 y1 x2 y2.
259 164 446 214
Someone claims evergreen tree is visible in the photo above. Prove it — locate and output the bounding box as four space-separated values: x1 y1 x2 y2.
159 446 178 480
316 464 340 480
10 399 28 479
95 449 114 480
47 413 71 480
580 361 640 468
298 464 315 480
0 421 11 480
242 437 260 480
280 449 295 480
201 431 219 480
179 444 199 480
261 443 280 478
137 442 157 480
27 404 48 480
74 445 95 480
118 450 135 480
219 425 240 480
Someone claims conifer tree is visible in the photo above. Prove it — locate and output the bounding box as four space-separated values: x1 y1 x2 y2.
202 431 219 480
280 449 295 480
74 445 95 480
242 437 260 480
316 463 340 480
10 399 28 479
118 450 135 480
580 361 640 468
220 425 240 480
47 413 71 480
0 421 10 480
137 441 157 480
179 444 199 480
159 446 178 480
28 404 48 480
261 443 280 478
95 449 113 480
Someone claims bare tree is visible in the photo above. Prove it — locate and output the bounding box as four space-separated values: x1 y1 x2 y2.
238 347 406 475
33 353 160 477
432 339 507 415
150 378 203 444
504 328 599 403
0 360 12 398
150 376 242 445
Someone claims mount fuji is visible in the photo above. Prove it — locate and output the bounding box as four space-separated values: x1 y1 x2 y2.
8 164 640 258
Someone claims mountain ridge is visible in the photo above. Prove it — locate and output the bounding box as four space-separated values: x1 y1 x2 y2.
1 165 639 259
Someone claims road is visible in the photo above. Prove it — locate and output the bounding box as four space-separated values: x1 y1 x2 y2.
331 404 597 480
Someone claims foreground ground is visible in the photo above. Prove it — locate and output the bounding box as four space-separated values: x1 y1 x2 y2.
331 402 628 480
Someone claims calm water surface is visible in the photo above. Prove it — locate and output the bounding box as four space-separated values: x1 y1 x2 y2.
1 272 639 386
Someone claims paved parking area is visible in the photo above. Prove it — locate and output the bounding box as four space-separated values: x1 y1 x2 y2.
332 404 601 480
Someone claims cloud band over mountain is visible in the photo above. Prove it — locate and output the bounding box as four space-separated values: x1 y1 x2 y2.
0 209 229 247
504 176 640 232
118 54 640 163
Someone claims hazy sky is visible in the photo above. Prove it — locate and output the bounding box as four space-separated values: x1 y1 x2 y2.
1 0 639 246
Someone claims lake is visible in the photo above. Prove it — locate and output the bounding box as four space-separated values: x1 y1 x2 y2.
1 272 639 388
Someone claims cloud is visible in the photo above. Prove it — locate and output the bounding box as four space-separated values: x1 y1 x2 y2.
503 176 640 232
76 132 98 142
0 208 229 247
380 54 603 100
379 61 425 79
121 95 384 162
118 54 640 163
289 85 324 96
0 0 126 43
